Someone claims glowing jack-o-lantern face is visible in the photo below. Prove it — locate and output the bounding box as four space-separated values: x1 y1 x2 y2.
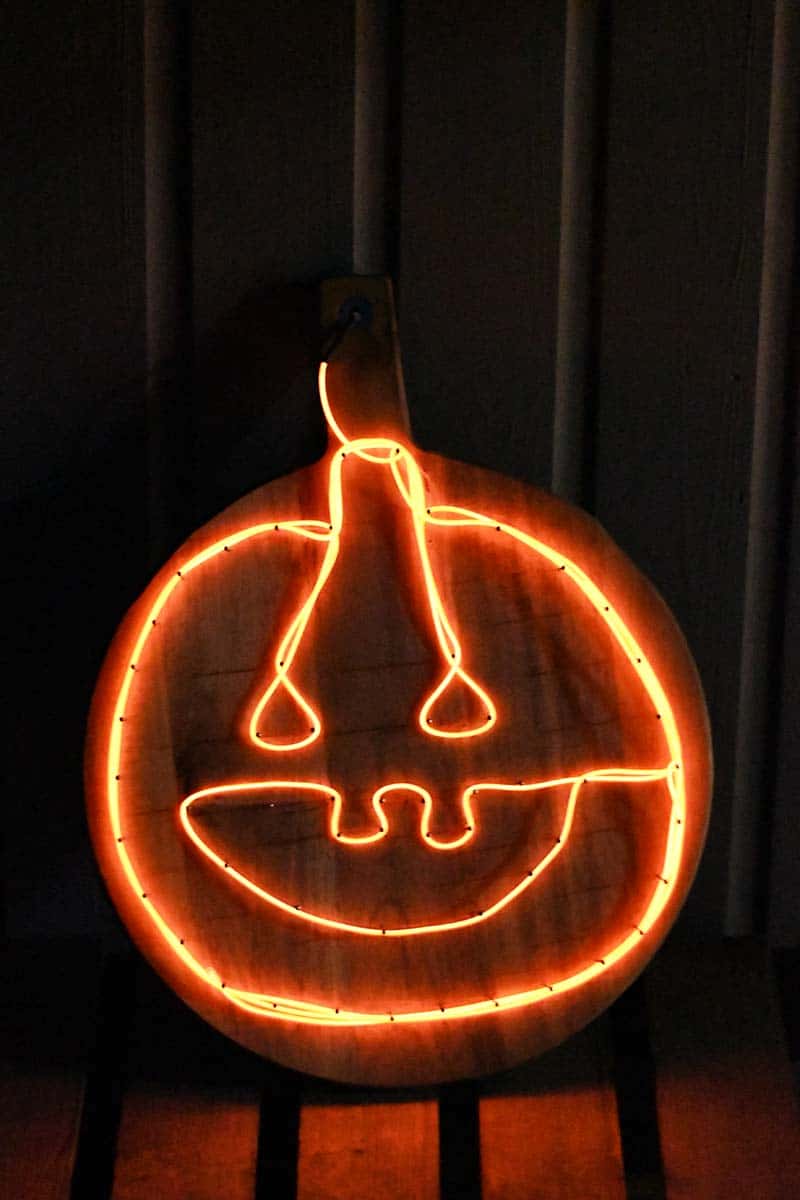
86 361 711 1085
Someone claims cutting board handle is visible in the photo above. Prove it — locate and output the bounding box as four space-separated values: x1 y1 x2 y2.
320 276 412 444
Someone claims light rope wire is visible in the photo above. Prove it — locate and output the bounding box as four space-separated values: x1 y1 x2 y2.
103 363 686 1025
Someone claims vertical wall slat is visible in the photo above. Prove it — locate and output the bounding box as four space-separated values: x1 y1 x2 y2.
769 465 800 945
143 0 195 564
186 1 354 529
144 1 193 374
593 0 775 933
552 0 606 505
190 1 355 339
727 0 800 937
399 0 565 489
353 0 390 275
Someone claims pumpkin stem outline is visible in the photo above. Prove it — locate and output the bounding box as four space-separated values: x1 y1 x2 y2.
248 362 497 749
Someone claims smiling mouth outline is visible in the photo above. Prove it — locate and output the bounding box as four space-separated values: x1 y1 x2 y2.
179 766 674 938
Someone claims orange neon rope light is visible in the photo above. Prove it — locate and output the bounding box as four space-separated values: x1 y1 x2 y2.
245 366 497 747
104 361 687 1026
179 767 674 937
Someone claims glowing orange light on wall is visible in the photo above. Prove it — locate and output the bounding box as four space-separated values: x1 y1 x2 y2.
103 362 687 1027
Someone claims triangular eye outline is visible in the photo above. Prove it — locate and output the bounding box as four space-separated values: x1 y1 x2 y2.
249 647 497 751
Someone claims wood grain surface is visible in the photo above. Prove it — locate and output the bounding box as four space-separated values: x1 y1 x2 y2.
85 280 711 1084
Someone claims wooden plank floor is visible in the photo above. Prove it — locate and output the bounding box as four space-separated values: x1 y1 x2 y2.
0 943 100 1200
480 1019 625 1199
0 938 797 1198
113 1087 259 1200
647 938 800 1200
298 1097 439 1200
110 966 261 1200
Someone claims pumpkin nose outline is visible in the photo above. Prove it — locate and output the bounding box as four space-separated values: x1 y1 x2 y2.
247 365 497 751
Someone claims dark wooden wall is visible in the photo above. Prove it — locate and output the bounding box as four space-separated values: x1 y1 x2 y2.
4 0 797 948
3 2 800 1196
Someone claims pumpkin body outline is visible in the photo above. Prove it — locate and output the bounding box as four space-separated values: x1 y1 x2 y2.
85 365 712 1084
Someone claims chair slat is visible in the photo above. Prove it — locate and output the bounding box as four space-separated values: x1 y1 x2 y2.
297 1098 439 1200
480 1017 626 1199
110 965 260 1200
111 1086 259 1200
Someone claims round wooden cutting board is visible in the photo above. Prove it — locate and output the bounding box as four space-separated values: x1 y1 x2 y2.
86 282 711 1085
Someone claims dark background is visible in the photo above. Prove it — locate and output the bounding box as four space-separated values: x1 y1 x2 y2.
2 0 798 1046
